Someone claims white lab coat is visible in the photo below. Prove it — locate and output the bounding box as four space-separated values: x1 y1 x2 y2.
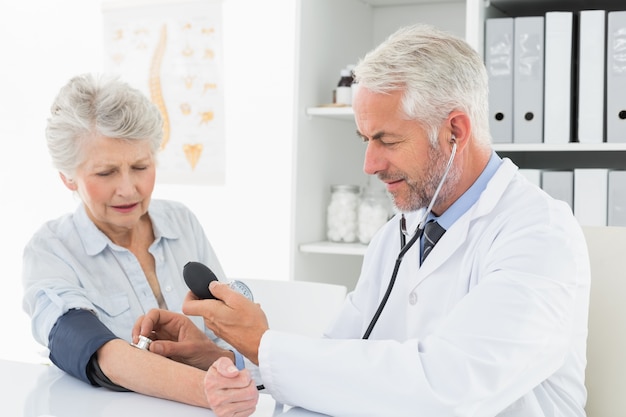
259 159 590 417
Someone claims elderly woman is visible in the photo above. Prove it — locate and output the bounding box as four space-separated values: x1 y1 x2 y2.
22 74 258 415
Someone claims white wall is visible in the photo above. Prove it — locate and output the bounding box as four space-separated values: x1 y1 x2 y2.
373 2 466 44
0 0 296 362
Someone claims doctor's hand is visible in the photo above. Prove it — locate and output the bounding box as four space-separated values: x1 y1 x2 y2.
183 281 269 365
132 308 235 370
205 356 259 417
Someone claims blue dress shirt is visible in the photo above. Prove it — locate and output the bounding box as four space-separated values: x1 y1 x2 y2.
421 151 503 257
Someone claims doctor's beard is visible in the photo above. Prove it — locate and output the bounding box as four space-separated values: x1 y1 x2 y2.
386 141 462 213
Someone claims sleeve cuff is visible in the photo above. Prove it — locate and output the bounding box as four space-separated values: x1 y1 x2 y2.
48 308 118 385
233 350 245 370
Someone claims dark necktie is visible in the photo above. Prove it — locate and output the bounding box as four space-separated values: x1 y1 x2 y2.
422 220 446 264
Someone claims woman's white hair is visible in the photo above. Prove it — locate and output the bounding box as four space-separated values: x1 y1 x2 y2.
46 73 163 177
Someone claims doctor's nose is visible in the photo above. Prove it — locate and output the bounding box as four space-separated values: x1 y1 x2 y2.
363 142 385 176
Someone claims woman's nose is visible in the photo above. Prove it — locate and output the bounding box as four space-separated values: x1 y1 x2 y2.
116 172 136 196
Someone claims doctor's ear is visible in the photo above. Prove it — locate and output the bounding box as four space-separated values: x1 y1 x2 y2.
446 111 471 149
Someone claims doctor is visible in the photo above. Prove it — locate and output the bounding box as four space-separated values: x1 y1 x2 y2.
137 24 590 416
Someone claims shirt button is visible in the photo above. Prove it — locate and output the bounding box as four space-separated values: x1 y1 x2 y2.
409 291 418 305
165 285 172 292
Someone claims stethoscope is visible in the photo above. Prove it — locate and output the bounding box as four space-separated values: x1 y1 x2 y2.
362 138 457 339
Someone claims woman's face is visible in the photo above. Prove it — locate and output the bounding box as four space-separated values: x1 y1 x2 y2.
63 134 156 237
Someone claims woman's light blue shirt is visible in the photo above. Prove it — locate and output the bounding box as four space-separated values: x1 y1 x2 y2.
22 199 226 348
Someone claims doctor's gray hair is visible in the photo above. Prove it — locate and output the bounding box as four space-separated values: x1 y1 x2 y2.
353 24 491 146
45 73 163 177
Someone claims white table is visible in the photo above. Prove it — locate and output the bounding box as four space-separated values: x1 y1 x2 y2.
1 359 329 417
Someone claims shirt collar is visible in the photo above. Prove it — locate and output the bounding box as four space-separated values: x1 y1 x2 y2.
73 201 180 256
430 151 502 230
148 201 182 241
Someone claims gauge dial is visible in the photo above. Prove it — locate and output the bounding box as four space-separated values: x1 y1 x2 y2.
228 280 254 301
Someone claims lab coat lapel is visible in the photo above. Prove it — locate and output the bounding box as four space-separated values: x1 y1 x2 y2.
414 158 519 280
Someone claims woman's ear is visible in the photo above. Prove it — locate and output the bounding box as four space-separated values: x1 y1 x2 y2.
59 172 77 191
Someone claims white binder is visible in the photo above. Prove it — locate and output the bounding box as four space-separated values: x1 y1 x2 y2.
513 16 544 143
519 169 542 187
541 170 574 211
608 170 626 226
577 10 606 143
574 169 608 226
544 12 575 144
485 18 514 143
606 11 626 143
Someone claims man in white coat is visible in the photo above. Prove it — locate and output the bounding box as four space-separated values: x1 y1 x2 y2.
136 24 590 417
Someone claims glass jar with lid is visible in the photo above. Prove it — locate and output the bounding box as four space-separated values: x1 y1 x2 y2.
326 184 359 243
358 178 391 244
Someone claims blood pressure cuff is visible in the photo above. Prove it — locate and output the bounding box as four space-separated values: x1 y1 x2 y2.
48 308 128 391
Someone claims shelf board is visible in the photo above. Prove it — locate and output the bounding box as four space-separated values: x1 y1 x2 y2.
489 0 626 16
306 106 354 120
306 106 626 152
361 0 460 6
493 143 626 152
300 241 367 256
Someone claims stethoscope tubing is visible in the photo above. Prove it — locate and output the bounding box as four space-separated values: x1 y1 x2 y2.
362 221 425 339
362 141 457 339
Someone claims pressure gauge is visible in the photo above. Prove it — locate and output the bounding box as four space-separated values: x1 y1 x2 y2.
183 261 254 301
228 280 254 302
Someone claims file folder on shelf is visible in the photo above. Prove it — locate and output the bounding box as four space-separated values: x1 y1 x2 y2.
485 17 514 143
607 11 626 143
544 11 576 144
513 16 544 144
574 169 608 226
577 10 606 143
519 169 542 187
541 170 574 211
608 170 626 226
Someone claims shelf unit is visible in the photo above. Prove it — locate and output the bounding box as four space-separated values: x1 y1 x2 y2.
305 106 626 152
305 106 354 120
292 0 467 290
291 0 626 291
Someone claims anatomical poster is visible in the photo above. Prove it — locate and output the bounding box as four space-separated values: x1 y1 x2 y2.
103 0 225 185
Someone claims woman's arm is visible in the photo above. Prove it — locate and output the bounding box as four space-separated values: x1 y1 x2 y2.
47 309 211 407
98 339 259 414
97 339 210 407
49 309 251 411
